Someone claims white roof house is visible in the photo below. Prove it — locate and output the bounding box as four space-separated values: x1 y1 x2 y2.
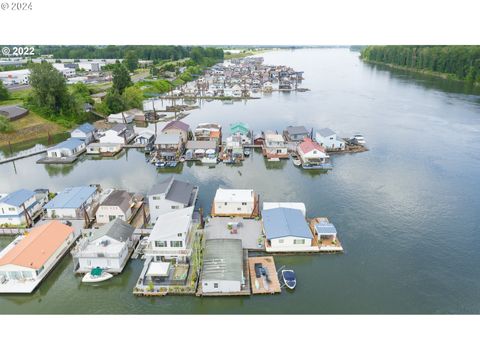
213 189 256 218
145 206 195 260
262 202 307 217
107 112 135 124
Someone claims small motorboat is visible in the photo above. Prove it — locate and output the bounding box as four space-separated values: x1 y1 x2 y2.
290 153 301 166
82 267 113 283
282 269 296 290
155 161 166 168
165 161 178 168
243 149 250 157
352 134 366 145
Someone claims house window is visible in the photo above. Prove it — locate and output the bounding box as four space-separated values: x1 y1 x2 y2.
171 205 180 209
170 241 183 247
224 202 227 205
278 239 284 244
214 283 219 289
237 207 241 211
109 215 116 221
155 241 167 247
153 196 161 200
155 206 160 209
294 239 305 245
177 233 183 237
241 202 247 205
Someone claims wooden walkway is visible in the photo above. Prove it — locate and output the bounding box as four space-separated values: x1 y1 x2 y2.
248 256 281 295
0 144 47 164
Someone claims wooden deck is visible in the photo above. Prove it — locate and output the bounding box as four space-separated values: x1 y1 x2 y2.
309 217 343 253
248 256 281 295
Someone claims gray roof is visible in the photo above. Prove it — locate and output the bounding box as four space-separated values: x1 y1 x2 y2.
0 105 29 120
155 134 181 145
110 124 127 133
101 190 132 212
149 176 195 206
185 140 216 150
91 218 134 242
262 207 312 240
202 239 243 282
317 128 336 137
285 125 309 135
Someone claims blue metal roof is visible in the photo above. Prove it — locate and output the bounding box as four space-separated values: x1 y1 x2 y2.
315 222 337 235
76 123 95 133
262 207 312 240
0 189 35 207
45 186 96 209
50 138 85 151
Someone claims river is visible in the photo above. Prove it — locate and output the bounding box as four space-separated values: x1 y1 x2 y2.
1 48 480 314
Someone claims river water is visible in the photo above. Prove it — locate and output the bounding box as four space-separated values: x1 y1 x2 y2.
1 48 480 314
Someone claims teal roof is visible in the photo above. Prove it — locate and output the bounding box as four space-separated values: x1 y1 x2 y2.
230 122 249 135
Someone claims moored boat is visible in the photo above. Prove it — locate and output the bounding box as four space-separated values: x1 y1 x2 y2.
302 162 333 170
290 153 301 166
82 267 113 283
282 269 296 290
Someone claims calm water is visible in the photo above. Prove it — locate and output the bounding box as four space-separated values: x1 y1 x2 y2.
1 48 480 314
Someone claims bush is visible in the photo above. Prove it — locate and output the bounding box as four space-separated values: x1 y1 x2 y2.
0 115 13 133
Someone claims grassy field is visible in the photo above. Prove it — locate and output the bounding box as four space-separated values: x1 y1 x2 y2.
0 111 68 148
0 88 31 106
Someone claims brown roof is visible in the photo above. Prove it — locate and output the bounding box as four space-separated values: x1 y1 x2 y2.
0 221 73 270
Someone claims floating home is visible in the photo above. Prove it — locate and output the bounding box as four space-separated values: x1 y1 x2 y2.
154 134 183 159
0 189 44 227
263 133 289 159
95 189 136 225
200 238 248 296
148 176 198 224
70 123 98 145
44 186 100 220
144 206 195 262
161 120 190 144
297 138 330 169
185 140 217 161
315 128 346 150
262 207 314 253
0 221 75 293
283 125 310 142
86 142 122 156
99 124 135 144
44 138 86 160
194 123 222 144
71 218 135 274
212 188 259 218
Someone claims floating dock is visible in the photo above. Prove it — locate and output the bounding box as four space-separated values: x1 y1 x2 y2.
248 256 281 295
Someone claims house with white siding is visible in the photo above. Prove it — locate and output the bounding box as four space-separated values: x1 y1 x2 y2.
0 221 75 293
315 128 345 150
161 120 190 144
148 176 198 223
262 207 313 252
212 188 257 218
71 218 135 274
263 132 288 159
46 138 86 159
95 190 134 225
144 206 195 262
70 123 97 144
0 189 42 226
99 124 135 144
44 186 99 220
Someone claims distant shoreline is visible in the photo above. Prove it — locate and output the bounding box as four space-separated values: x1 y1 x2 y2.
361 59 480 88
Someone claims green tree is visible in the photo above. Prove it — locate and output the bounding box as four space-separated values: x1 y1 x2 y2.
123 86 143 109
112 64 132 95
0 82 10 101
104 90 125 114
124 50 139 72
27 62 70 114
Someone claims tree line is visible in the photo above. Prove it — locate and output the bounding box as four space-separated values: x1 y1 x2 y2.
34 45 224 64
361 46 480 84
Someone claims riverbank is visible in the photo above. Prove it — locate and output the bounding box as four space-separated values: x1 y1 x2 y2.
361 59 480 87
0 111 68 149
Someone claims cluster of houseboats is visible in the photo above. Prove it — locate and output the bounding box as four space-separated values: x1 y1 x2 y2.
0 178 343 296
172 57 306 99
35 112 366 171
